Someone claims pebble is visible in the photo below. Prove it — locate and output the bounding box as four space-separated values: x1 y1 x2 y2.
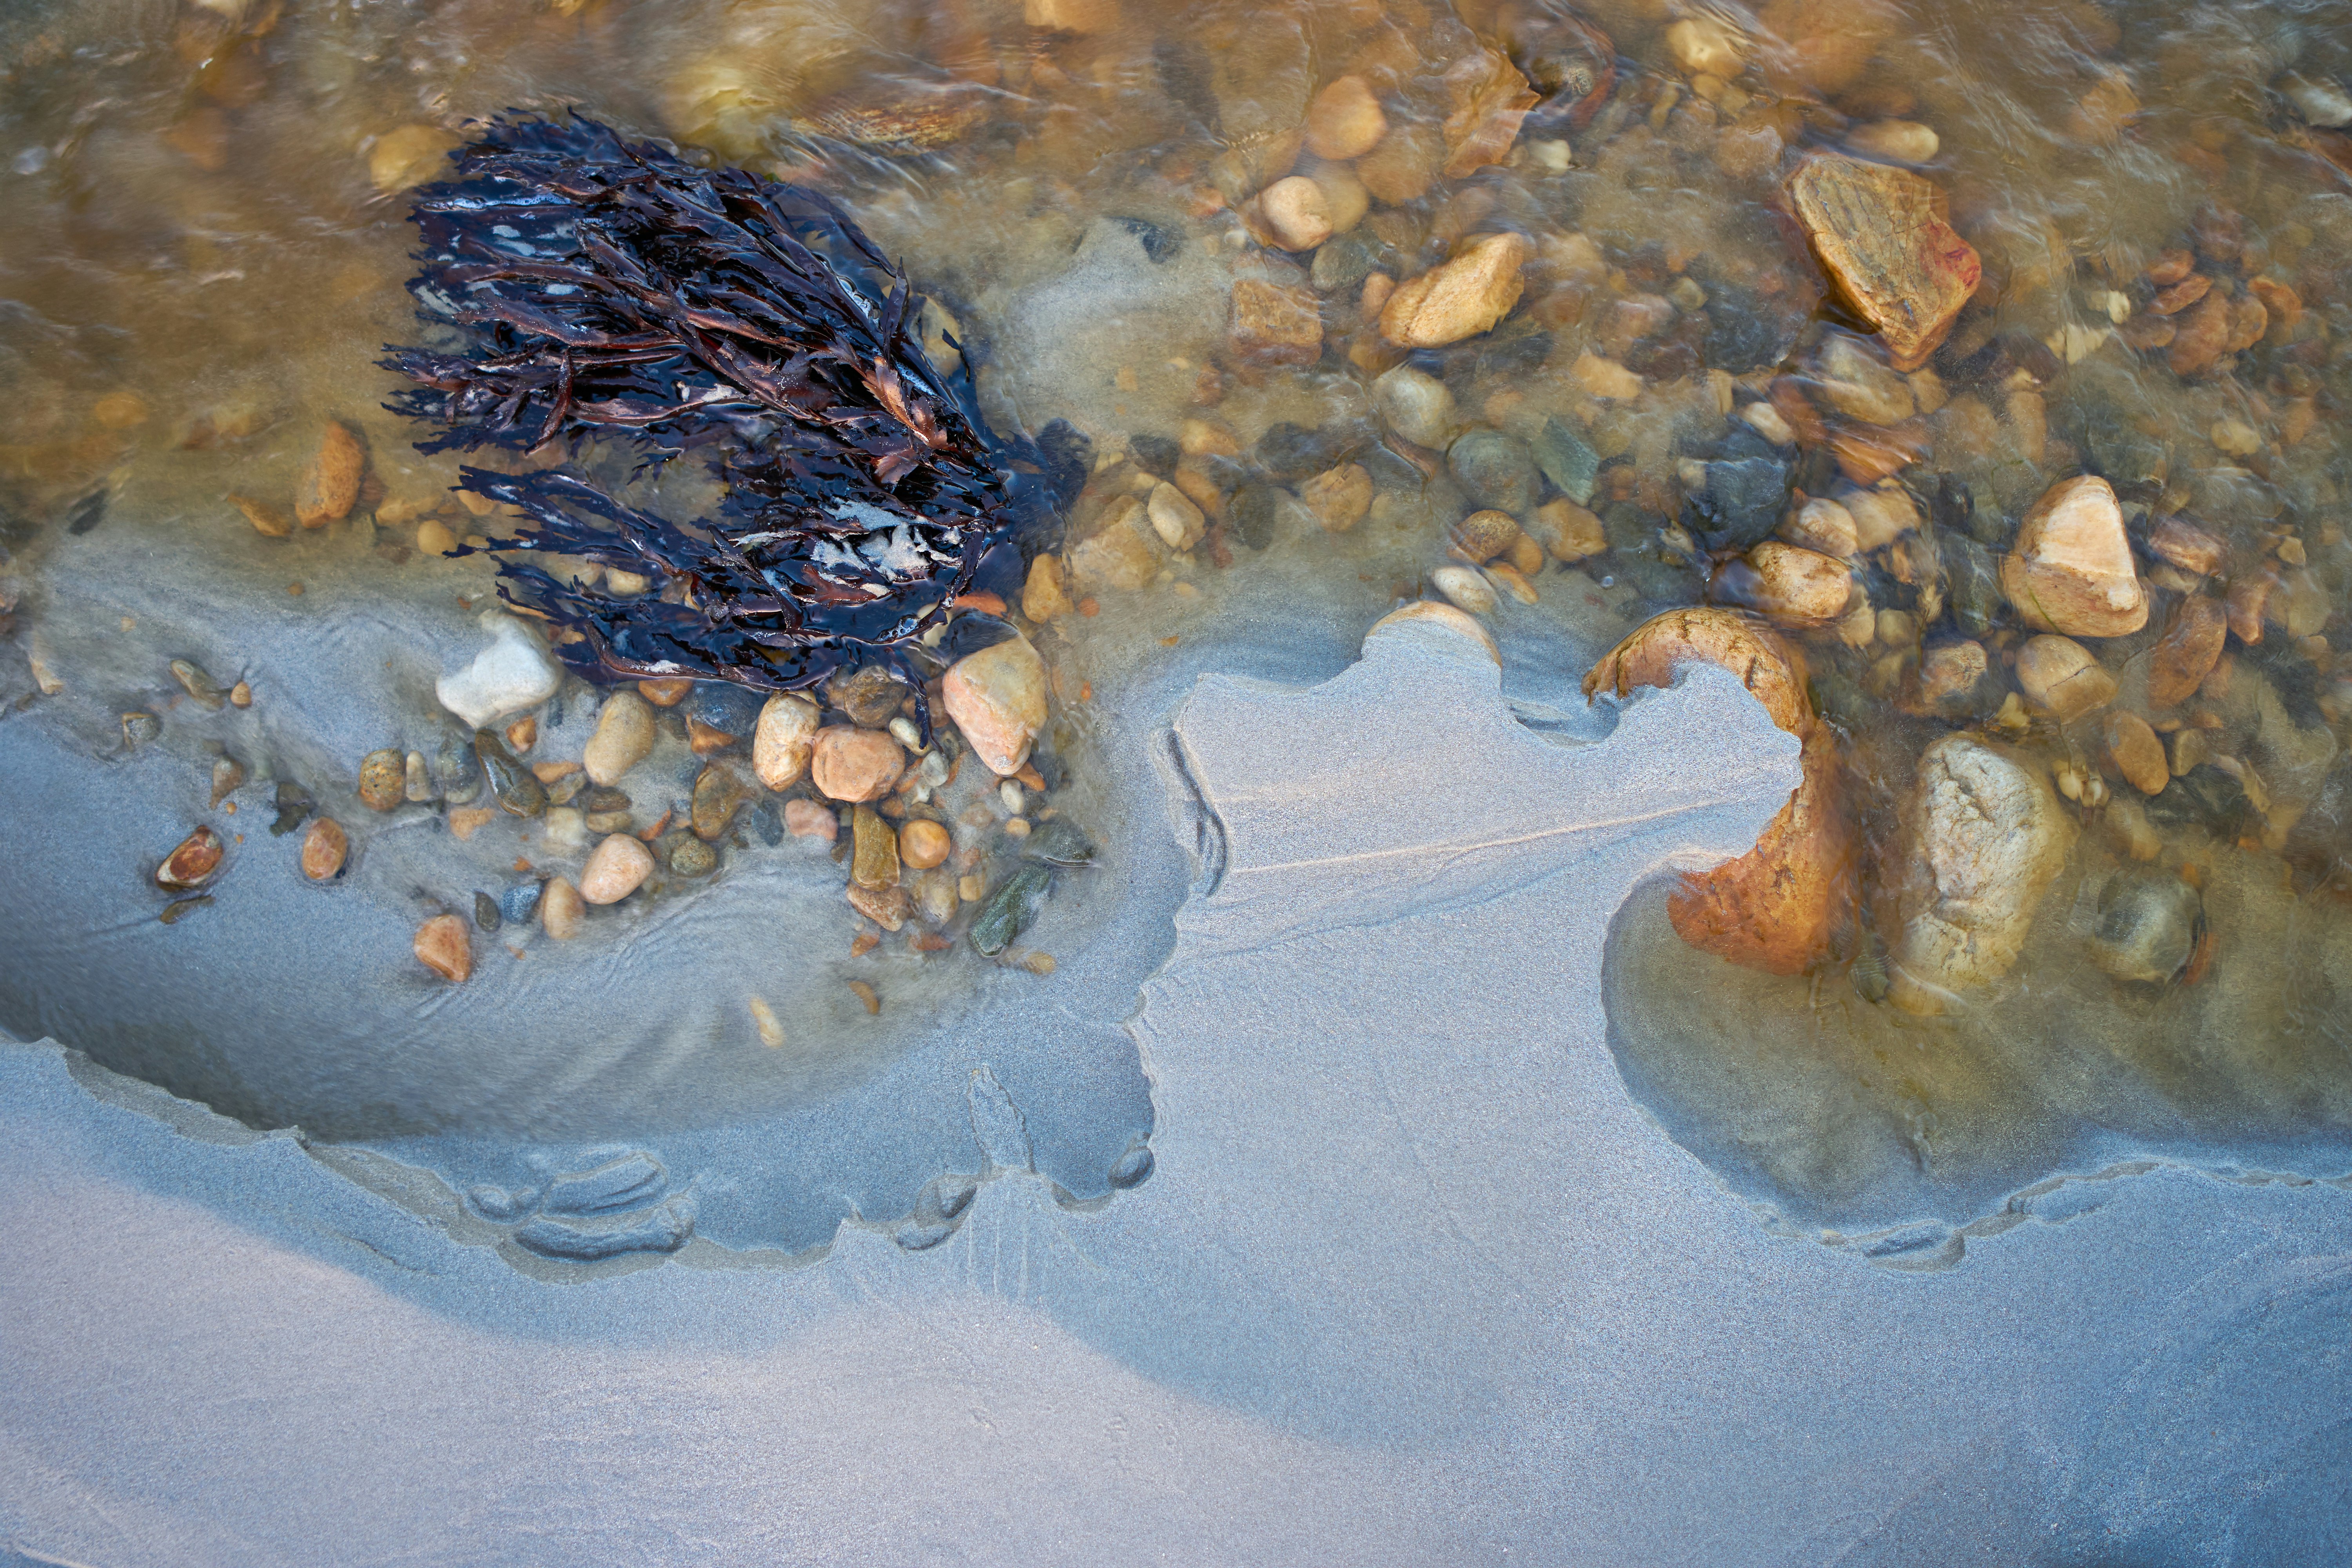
2210 417 2262 457
1230 276 1323 367
749 996 786 1048
1448 429 1540 515
1297 463 1372 532
122 711 161 747
1843 485 1917 552
2104 710 2170 796
970 862 1052 956
669 836 717 877
942 635 1047 777
472 891 501 933
368 124 459 194
1530 419 1600 505
1780 496 1858 558
2283 72 2352 129
811 726 906 801
232 495 292 537
1913 640 1987 711
899 818 951 870
1721 541 1852 626
170 659 225 710
2167 289 2233 377
1146 481 1207 549
540 877 584 938
1451 510 1521 564
1785 155 1980 370
847 882 911 932
270 780 313 837
475 728 548 817
1254 176 1333 252
403 750 434 802
1889 736 2074 1014
210 756 245 808
1022 554 1074 622
2014 635 2116 720
637 677 693 707
436 614 561 731
1666 15 1746 77
1813 333 1914 425
1569 351 1644 401
416 518 457 558
579 833 655 904
1525 499 1605 561
690 762 754 840
1304 74 1387 160
824 664 911 728
1432 566 1498 615
2000 475 2147 638
1372 366 1457 450
1740 401 1796 445
2145 595 2228 708
543 806 588 849
2086 868 2202 985
785 799 838 840
157 826 225 891
583 690 655 786
751 692 820 790
358 748 407 812
1845 119 1939 163
413 914 471 983
2147 517 2224 577
229 680 251 708
1379 231 1531 347
294 421 364 528
851 805 901 891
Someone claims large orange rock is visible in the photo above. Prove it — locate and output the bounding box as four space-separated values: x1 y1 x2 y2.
1584 607 1853 975
1786 154 1981 371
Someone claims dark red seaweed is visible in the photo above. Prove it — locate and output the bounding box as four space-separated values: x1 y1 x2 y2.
383 115 1049 705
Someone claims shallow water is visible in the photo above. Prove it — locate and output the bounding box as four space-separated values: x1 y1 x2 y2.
2 0 2351 1259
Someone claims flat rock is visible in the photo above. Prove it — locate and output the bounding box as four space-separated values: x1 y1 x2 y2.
2014 634 2115 720
2144 595 2227 708
436 613 560 731
943 635 1048 777
1380 232 1531 348
2000 475 2147 638
1786 154 1980 371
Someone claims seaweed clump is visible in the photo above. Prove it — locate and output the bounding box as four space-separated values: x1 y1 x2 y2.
383 115 1053 707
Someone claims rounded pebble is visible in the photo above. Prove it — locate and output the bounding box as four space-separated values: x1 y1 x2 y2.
414 913 471 982
579 833 655 904
584 690 655 786
540 876 584 939
899 818 951 869
301 818 348 880
1432 566 1498 615
357 748 407 812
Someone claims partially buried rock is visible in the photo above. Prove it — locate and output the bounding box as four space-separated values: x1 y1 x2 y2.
1380 231 1531 348
1230 276 1323 367
1712 541 1850 627
579 833 655 904
2104 710 2169 796
476 727 548 817
751 692 820 789
157 826 225 891
1372 365 1456 448
851 805 900 891
668 837 717 878
357 748 407 812
2144 595 2226 708
1432 566 1497 615
301 818 347 880
690 762 754 840
1887 735 2074 1014
1022 554 1074 622
1584 608 1850 976
1297 463 1371 532
1525 498 1605 561
2086 867 2201 985
811 726 904 802
294 421 364 528
436 613 560 731
2014 634 2115 720
1448 429 1539 515
943 635 1047 777
1785 154 1980 370
2000 475 2147 638
413 914 471 983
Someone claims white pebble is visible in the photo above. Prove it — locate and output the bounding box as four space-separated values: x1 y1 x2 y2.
1432 566 1498 616
999 780 1025 814
435 612 560 730
887 715 924 751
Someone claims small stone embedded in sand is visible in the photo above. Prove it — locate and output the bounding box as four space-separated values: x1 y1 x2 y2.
437 613 561 731
475 728 548 818
1146 481 1206 549
851 806 900 891
413 913 471 982
748 995 786 1048
1380 231 1531 348
2104 711 2169 796
538 876 583 938
1021 554 1073 622
1785 154 1981 371
415 517 457 558
300 817 347 880
357 748 406 812
784 799 838 841
898 817 951 871
1431 566 1497 615
401 750 433 802
2145 595 2228 708
2014 635 2115 720
210 756 245 808
368 123 460 195
294 421 364 528
847 882 911 932
1889 735 2074 1014
156 826 225 891
2000 475 2147 638
751 692 820 790
943 635 1048 777
1304 74 1387 160
1230 276 1323 366
231 494 292 537
1298 463 1372 532
811 726 905 802
579 833 655 905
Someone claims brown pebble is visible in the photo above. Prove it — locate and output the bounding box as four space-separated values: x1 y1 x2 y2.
1022 951 1057 976
2105 711 2170 795
357 748 406 811
811 726 906 802
448 806 495 840
530 760 581 784
2147 274 2212 315
301 817 347 879
848 979 881 1014
637 677 692 706
414 913 471 982
504 716 537 753
850 931 880 957
230 494 292 538
2226 569 2275 645
295 421 365 528
541 877 584 939
229 680 252 708
846 881 911 931
157 826 225 891
2147 517 2225 577
686 716 737 755
911 932 954 953
898 818 951 870
851 805 902 891
2145 248 2194 286
2146 596 2227 708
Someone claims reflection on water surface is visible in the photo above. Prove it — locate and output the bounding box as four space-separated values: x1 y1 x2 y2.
3 0 2352 1253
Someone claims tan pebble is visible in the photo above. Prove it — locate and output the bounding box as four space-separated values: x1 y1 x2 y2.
300 817 347 880
751 692 820 790
94 390 150 429
899 818 951 870
2148 517 2224 577
1569 350 1644 401
2000 475 2147 638
846 881 910 930
294 422 364 528
1506 533 1544 575
1727 541 1852 626
540 877 584 939
1022 951 1058 976
504 715 536 753
848 979 881 1014
1021 554 1074 622
686 715 736 755
1526 498 1606 561
1146 481 1206 549
579 833 655 904
2014 635 2116 720
368 124 459 195
784 798 839 840
1451 509 1520 563
637 677 692 706
942 635 1047 777
1357 121 1440 205
357 748 406 812
811 726 906 801
583 690 655 785
1304 74 1387 161
1230 276 1323 367
1432 565 1497 615
447 806 495 840
2105 711 2170 795
1846 119 1939 163
1784 156 1979 371
1487 563 1539 605
530 760 580 784
415 517 457 557
748 996 786 1048
958 872 987 903
2145 596 2228 708
413 913 471 982
230 494 292 537
604 568 650 596
1666 15 1746 77
1252 176 1332 252
1298 463 1373 533
1381 232 1532 348
229 680 252 708
404 750 434 802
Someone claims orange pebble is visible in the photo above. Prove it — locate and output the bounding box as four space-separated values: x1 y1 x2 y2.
898 818 951 869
